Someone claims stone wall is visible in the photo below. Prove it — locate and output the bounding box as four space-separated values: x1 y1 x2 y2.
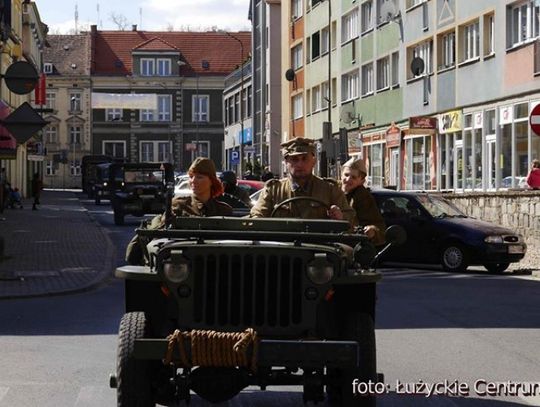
443 190 540 269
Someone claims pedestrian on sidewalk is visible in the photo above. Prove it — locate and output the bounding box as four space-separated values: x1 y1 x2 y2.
526 159 540 189
31 172 43 210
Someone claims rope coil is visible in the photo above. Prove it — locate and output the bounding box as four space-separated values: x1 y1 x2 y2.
164 328 259 372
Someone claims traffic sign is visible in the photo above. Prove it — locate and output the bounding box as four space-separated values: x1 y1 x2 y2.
530 103 540 136
230 150 240 165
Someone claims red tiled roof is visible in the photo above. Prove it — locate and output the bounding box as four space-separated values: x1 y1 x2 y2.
92 30 251 76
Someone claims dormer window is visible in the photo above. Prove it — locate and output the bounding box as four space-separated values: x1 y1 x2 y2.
157 59 171 76
141 58 155 76
44 63 53 74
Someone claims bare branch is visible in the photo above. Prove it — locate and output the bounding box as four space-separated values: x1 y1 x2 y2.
109 12 130 31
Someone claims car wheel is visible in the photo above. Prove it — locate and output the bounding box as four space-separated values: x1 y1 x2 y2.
441 243 469 272
116 312 154 407
483 262 510 273
114 210 125 226
327 313 376 407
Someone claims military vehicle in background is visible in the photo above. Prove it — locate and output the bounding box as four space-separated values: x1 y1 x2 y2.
110 162 174 225
81 155 114 198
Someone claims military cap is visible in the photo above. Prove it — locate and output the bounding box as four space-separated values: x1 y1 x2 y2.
281 137 316 157
188 157 217 177
342 157 367 176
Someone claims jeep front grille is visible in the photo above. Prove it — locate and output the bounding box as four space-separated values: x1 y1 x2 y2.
192 252 305 329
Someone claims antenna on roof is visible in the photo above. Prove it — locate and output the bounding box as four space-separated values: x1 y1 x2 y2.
139 7 142 30
75 3 79 34
97 3 102 29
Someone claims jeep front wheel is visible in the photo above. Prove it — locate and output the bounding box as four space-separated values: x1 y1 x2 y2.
328 312 376 407
117 312 154 407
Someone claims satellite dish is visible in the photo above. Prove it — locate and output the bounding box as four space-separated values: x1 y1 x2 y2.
410 57 425 76
340 103 356 124
285 68 295 82
380 1 400 23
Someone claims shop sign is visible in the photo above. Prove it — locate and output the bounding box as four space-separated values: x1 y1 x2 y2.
27 141 45 161
473 112 483 129
347 130 362 153
386 123 401 148
499 105 513 125
438 110 462 133
409 116 437 131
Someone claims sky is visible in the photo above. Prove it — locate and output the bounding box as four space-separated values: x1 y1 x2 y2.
33 0 252 33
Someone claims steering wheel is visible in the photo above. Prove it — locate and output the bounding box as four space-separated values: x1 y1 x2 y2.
271 196 330 218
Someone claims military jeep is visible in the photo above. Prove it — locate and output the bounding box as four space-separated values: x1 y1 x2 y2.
111 214 405 406
111 163 174 225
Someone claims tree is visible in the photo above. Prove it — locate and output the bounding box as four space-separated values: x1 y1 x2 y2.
109 12 130 31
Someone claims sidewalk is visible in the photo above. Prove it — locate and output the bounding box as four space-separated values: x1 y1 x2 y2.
0 190 116 299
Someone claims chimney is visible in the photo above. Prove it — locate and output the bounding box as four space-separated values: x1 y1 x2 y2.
90 25 97 34
132 24 137 31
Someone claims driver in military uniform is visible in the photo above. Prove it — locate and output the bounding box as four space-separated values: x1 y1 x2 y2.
250 137 356 224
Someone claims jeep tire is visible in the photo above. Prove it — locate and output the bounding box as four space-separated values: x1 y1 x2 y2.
117 312 154 407
327 312 376 407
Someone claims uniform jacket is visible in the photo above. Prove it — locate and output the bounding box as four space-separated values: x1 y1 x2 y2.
346 185 386 246
526 168 540 189
250 175 356 225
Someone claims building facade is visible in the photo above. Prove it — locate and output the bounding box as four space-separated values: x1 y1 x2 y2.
284 0 540 191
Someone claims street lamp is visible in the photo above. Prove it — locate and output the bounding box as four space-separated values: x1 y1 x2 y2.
222 31 245 178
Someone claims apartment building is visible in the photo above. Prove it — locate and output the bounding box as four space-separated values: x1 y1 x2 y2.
284 0 540 191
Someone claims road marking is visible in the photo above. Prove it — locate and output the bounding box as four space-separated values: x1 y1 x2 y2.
0 387 9 402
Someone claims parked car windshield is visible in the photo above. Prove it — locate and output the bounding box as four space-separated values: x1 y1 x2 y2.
417 194 466 218
124 170 164 183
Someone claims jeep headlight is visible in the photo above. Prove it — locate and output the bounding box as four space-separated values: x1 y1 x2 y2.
306 253 334 285
103 181 108 187
484 235 503 244
163 252 190 283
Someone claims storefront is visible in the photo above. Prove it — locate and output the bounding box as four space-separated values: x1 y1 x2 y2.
361 131 385 188
385 123 402 189
403 117 437 191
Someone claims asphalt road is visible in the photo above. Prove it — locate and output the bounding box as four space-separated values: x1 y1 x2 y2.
0 196 538 407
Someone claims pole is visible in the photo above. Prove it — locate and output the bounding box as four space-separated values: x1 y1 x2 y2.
321 0 332 177
223 32 244 178
195 73 199 157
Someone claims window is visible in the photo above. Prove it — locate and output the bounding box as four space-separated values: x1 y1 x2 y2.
226 97 233 125
409 40 432 78
361 63 374 95
484 13 495 55
46 160 56 176
439 31 455 69
190 141 210 161
234 93 239 122
306 89 311 114
193 95 209 122
461 20 479 62
156 59 171 76
70 160 81 176
510 0 540 47
45 91 56 110
312 31 320 59
321 27 330 55
292 44 303 70
140 108 154 121
292 0 303 19
44 63 53 74
45 125 58 144
292 93 303 119
342 70 359 101
321 81 329 109
241 89 247 120
361 1 373 32
406 0 425 8
103 141 125 158
376 56 390 90
157 95 171 121
312 85 321 112
106 108 123 121
247 85 252 116
342 9 359 43
391 51 399 86
140 141 171 162
141 58 155 76
69 92 81 111
69 126 81 144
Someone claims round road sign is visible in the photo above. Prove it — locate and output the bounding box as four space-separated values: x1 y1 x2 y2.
529 103 540 136
4 61 39 95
